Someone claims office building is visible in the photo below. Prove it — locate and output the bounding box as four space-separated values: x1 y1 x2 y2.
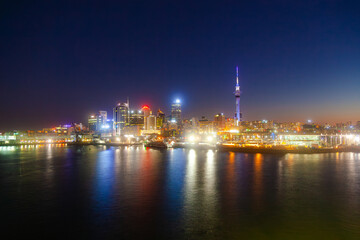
113 103 129 136
146 115 157 131
214 113 226 129
171 99 181 124
88 115 97 132
96 111 107 131
142 105 152 130
129 109 145 127
156 109 165 128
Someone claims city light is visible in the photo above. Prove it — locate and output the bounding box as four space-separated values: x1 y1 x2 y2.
228 129 239 133
1 67 359 154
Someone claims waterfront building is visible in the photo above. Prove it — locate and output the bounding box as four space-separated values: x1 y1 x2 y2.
198 116 214 134
142 114 161 135
171 99 181 124
0 132 17 144
100 119 113 138
161 120 179 137
113 102 129 136
123 125 141 136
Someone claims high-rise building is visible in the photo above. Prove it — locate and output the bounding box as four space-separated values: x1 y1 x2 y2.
146 115 157 130
171 99 181 124
88 115 97 132
129 109 144 127
156 109 165 128
113 103 129 136
96 111 107 130
234 66 241 125
142 105 152 130
214 113 226 129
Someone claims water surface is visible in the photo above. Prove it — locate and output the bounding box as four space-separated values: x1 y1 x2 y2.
0 145 360 239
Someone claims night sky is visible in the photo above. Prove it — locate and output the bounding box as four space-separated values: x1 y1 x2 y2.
1 0 360 131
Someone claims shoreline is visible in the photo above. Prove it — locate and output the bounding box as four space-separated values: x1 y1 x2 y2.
218 145 360 154
1 142 360 154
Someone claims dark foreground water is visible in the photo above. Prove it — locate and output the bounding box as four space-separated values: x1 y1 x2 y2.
0 145 360 239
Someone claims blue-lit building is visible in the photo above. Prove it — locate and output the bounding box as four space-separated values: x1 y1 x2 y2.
96 111 107 131
171 99 181 124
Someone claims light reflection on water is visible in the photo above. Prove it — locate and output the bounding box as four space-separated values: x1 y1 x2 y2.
0 146 360 239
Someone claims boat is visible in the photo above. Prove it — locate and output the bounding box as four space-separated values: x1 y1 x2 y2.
145 141 168 149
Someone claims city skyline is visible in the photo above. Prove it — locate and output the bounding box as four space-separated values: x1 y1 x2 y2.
1 1 360 130
2 2 360 239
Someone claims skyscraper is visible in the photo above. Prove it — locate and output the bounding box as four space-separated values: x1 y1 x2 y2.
113 103 129 136
171 99 181 124
234 66 241 125
156 109 165 128
146 115 157 130
142 105 151 130
214 113 226 129
96 111 107 130
88 115 97 132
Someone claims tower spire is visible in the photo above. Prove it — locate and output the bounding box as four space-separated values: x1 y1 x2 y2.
236 66 239 85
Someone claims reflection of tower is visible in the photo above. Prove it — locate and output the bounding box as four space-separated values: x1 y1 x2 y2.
234 66 241 125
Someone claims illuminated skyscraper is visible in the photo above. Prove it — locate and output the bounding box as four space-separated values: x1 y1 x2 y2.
171 99 181 124
156 109 165 128
96 111 107 130
234 66 241 125
88 115 97 132
113 103 129 136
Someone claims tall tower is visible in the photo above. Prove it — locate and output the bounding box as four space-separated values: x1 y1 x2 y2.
234 66 241 125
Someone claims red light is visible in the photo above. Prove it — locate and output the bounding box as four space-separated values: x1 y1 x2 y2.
142 105 150 109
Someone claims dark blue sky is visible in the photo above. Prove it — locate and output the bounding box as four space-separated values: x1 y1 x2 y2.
1 0 360 130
